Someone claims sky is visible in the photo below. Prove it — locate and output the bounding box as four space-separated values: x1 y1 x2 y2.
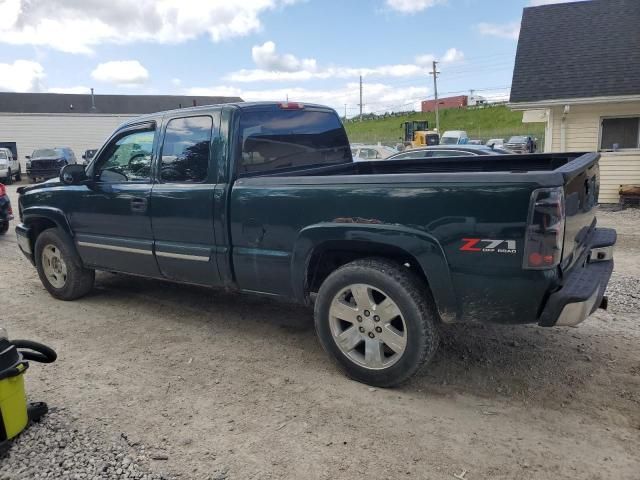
0 0 582 116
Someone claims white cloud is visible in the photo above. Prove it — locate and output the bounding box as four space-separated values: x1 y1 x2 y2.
442 47 464 63
252 41 317 72
91 60 149 86
0 60 45 92
227 42 464 82
185 83 430 116
0 0 299 54
386 0 446 13
47 86 92 94
476 22 521 40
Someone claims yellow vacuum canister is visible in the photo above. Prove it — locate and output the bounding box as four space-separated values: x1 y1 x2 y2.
0 328 56 451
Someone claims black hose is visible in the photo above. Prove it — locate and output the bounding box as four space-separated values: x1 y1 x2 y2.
11 340 57 364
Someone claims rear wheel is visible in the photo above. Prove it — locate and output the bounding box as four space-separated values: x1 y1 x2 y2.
0 222 8 235
15 166 21 181
314 258 439 387
35 228 95 300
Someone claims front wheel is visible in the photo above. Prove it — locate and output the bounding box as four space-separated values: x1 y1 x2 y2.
314 258 439 387
4 169 11 185
15 166 21 181
34 228 95 300
0 222 8 235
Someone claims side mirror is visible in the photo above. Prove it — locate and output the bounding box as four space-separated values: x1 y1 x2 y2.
81 154 86 160
25 155 31 160
60 164 88 185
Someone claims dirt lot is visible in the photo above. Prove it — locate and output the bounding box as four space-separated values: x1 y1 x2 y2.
1 183 639 480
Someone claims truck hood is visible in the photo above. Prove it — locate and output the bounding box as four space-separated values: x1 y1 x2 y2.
30 156 64 162
16 177 61 195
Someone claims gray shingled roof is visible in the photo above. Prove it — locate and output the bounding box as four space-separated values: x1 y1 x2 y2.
0 92 243 114
510 0 640 104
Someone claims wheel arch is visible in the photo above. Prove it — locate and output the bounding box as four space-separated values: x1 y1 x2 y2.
291 223 458 322
22 207 74 253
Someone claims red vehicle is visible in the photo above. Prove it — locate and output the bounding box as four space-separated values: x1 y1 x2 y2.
0 183 12 235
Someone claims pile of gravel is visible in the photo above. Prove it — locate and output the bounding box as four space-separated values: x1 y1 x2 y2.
606 273 640 314
0 408 173 480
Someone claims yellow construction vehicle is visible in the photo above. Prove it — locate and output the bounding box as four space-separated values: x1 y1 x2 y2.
400 121 440 150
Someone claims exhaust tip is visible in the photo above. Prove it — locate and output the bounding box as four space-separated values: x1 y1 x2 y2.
599 295 608 311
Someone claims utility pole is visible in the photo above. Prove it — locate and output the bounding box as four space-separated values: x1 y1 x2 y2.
430 61 440 132
359 75 363 121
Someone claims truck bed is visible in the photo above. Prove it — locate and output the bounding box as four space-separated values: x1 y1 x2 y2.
253 152 594 184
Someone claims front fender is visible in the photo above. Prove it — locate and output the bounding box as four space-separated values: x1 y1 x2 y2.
291 223 458 322
22 206 73 237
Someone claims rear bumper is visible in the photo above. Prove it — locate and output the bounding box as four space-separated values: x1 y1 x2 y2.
538 228 616 327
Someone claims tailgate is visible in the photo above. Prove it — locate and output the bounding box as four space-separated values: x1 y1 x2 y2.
559 153 600 269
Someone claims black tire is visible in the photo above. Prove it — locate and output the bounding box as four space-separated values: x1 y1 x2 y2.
0 222 8 235
314 258 439 387
34 228 95 300
4 169 11 185
15 166 21 181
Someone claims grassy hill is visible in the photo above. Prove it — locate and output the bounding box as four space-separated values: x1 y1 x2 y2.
344 105 545 146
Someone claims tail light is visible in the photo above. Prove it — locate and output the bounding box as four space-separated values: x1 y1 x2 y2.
0 183 5 197
278 102 304 110
523 187 565 269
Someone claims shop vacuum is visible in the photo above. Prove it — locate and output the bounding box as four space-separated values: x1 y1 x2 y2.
0 327 57 454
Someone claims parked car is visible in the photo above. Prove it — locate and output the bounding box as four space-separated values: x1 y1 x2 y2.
386 145 506 160
440 130 469 145
0 182 12 235
0 147 21 184
15 102 615 387
505 136 537 154
82 149 98 165
486 138 505 148
351 145 397 161
26 147 77 183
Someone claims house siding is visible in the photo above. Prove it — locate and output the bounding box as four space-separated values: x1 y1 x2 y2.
547 102 640 203
0 113 139 171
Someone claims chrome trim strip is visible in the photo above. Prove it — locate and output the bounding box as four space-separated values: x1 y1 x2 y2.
77 241 152 255
156 251 210 262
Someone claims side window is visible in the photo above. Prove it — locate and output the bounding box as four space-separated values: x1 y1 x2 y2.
95 129 155 183
160 116 213 183
0 151 6 160
429 150 466 157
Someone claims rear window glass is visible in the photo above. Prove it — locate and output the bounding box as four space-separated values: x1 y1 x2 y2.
238 109 351 176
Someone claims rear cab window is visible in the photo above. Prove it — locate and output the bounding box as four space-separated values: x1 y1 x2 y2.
237 107 351 176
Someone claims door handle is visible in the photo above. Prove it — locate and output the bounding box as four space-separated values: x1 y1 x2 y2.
130 197 147 213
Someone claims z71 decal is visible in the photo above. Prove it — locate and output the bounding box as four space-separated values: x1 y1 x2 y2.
460 238 517 254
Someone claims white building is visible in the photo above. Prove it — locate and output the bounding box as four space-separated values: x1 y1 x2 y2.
509 0 640 204
0 92 241 170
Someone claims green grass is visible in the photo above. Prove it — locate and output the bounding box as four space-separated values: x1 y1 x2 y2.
344 105 546 146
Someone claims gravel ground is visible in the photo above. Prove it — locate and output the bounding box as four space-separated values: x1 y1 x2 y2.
0 408 175 480
1 184 639 480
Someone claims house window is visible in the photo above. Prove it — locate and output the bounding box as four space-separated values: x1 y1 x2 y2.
600 117 640 150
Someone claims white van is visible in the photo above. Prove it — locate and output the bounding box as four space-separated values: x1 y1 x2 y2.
440 130 469 145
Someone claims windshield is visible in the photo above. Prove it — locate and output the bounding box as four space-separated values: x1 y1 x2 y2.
440 137 458 145
238 109 351 176
508 136 527 143
32 148 61 158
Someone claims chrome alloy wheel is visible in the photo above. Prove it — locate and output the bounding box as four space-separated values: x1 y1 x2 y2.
329 283 407 370
42 244 68 288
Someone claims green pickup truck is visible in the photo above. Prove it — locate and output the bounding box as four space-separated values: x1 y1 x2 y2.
15 102 615 387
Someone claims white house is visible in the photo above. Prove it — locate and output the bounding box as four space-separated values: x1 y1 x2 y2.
0 92 241 171
509 0 640 204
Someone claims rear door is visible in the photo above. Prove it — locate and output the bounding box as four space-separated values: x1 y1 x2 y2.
70 122 160 277
150 112 222 286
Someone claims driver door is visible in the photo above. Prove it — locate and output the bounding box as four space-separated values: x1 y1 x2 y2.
69 121 161 277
